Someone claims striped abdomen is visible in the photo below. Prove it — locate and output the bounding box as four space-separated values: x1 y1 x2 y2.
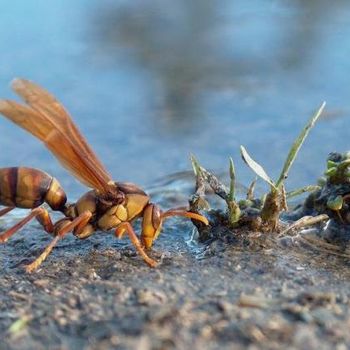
0 167 67 210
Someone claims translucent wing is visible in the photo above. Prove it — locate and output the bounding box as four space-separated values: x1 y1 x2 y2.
11 79 111 180
0 79 113 193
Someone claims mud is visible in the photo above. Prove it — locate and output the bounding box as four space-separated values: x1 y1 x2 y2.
1 180 350 350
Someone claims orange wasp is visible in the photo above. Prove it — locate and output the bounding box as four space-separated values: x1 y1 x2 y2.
0 79 208 272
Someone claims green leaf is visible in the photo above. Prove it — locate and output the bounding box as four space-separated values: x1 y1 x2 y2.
227 200 241 225
327 160 337 169
276 102 326 188
286 185 321 199
327 195 343 211
325 167 337 177
228 157 236 201
338 159 350 171
240 146 276 189
8 316 30 335
190 154 201 176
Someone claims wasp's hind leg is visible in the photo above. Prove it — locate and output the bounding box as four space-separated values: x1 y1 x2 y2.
0 207 54 243
0 206 15 217
25 211 92 273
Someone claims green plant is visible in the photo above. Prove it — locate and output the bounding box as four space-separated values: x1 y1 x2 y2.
240 102 325 230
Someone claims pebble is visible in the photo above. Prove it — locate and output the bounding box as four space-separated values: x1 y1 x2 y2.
136 289 167 306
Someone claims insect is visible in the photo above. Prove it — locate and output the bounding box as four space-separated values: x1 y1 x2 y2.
0 79 208 272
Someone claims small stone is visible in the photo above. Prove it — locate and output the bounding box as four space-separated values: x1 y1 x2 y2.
57 317 67 327
88 269 101 280
68 297 77 308
110 335 120 346
235 264 242 271
201 325 213 338
33 279 50 288
136 289 167 306
238 294 269 309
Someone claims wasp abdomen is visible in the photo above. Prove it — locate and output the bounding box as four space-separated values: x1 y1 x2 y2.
0 167 66 210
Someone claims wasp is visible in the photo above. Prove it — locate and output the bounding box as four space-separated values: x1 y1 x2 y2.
0 79 208 272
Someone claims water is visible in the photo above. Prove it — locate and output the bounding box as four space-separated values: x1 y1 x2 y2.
0 0 349 200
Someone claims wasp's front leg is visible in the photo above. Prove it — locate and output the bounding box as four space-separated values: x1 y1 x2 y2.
115 221 158 268
140 204 163 249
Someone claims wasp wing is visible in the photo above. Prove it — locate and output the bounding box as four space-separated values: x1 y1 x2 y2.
11 79 111 181
0 79 113 193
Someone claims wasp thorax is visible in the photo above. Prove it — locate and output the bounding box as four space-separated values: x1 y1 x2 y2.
112 204 128 221
97 204 128 230
97 190 125 213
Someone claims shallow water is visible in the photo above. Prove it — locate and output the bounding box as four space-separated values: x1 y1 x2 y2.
0 1 350 200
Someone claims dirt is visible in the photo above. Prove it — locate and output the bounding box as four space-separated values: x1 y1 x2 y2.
1 181 350 350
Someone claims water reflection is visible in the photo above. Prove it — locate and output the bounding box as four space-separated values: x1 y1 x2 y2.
87 0 350 190
92 0 350 125
277 0 348 71
93 1 230 125
0 1 350 192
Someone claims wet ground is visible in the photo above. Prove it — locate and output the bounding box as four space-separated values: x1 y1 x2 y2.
1 179 350 349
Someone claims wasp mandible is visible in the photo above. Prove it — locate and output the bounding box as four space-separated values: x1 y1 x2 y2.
0 79 208 272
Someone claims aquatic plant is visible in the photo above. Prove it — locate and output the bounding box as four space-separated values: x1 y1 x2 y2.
190 155 241 227
240 102 326 231
293 151 350 226
190 102 327 235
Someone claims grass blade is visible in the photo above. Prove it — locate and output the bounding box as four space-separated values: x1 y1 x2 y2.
276 102 326 188
8 316 30 336
190 154 201 176
228 157 236 201
286 185 321 199
240 145 276 189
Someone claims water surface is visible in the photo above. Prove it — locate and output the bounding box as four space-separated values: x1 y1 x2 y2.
0 1 349 199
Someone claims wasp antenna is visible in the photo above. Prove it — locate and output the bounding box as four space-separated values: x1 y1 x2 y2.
162 209 209 226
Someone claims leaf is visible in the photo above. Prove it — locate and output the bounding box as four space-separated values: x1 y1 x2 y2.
8 316 30 335
227 200 241 225
240 146 276 189
327 195 343 211
190 154 201 176
276 102 326 188
286 185 321 199
228 157 236 201
324 167 337 177
247 177 258 200
338 159 350 171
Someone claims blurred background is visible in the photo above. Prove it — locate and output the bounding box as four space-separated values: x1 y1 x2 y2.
0 0 349 198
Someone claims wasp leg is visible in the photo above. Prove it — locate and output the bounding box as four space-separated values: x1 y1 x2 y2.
25 211 92 273
0 206 15 217
74 223 95 239
115 222 157 268
35 209 54 233
0 207 54 243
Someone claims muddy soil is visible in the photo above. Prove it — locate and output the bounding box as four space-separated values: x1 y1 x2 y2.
1 180 350 350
